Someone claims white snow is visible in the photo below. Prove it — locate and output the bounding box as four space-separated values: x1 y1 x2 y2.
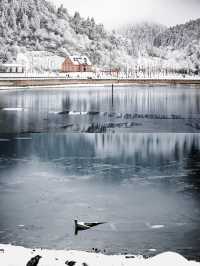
2 108 26 111
16 225 25 228
145 223 165 230
69 111 88 115
148 249 157 252
149 225 165 229
0 244 199 266
68 55 92 66
0 70 199 80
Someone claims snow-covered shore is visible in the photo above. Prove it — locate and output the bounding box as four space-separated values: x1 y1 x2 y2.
0 244 199 266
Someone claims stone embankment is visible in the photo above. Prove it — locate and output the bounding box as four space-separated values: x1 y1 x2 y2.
0 78 200 88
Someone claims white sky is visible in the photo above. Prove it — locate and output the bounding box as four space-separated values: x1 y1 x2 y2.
51 0 200 29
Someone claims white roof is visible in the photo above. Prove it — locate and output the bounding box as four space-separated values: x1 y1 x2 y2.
69 55 92 66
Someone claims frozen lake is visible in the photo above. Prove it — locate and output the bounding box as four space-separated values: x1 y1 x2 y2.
0 133 200 260
0 85 200 133
0 85 200 260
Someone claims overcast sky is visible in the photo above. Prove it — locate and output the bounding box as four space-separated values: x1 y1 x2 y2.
51 0 200 29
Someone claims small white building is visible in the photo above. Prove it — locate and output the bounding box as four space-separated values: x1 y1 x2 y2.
0 63 25 73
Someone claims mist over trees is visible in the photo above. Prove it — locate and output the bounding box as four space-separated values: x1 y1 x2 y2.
118 22 166 57
154 19 200 49
0 0 200 72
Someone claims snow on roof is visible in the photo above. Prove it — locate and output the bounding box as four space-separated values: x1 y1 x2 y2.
69 55 92 66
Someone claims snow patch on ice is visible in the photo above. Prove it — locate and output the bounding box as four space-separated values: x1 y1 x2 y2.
69 111 88 115
16 225 25 228
2 108 26 111
145 222 165 229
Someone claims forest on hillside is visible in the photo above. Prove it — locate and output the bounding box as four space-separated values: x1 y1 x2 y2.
0 0 200 73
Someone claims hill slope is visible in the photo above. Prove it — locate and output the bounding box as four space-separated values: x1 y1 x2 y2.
154 19 200 49
119 22 166 56
0 0 134 70
153 19 200 72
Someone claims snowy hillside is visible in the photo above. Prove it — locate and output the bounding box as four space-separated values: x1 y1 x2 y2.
0 0 134 70
153 19 200 73
0 0 200 73
118 22 166 57
154 19 200 49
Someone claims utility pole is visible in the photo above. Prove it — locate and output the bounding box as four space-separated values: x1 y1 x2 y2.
111 84 114 107
109 47 112 77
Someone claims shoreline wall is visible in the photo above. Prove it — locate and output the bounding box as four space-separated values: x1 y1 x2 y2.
1 78 200 88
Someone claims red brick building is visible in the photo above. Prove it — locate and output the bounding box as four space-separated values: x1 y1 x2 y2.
61 55 92 72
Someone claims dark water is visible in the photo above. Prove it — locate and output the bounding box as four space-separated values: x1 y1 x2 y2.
0 85 200 133
0 85 200 260
0 133 200 260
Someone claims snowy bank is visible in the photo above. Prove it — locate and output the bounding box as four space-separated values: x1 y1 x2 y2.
0 244 199 266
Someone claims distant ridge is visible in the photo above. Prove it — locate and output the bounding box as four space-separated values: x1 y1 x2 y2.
154 18 200 49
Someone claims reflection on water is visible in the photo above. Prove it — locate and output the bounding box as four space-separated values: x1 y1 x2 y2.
0 86 200 133
0 133 200 259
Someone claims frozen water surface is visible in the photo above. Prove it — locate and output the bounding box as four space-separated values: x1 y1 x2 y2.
1 85 200 260
0 133 200 260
